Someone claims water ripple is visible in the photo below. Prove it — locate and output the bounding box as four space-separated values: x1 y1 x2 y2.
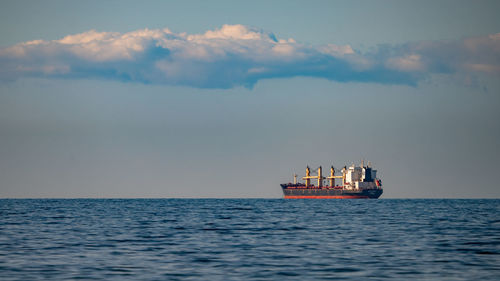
0 199 499 280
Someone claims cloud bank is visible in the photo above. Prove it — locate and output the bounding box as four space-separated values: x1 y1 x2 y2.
0 25 499 88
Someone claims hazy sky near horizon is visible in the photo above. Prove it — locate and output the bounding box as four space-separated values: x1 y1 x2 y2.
1 0 500 198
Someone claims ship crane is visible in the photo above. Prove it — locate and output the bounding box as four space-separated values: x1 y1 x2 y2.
301 166 347 188
325 166 345 187
302 166 325 187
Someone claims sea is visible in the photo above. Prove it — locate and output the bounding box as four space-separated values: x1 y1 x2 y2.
0 199 499 280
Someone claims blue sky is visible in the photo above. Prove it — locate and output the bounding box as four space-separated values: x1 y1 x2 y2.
1 0 499 198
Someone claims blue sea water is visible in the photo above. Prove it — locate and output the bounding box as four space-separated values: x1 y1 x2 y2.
0 199 499 280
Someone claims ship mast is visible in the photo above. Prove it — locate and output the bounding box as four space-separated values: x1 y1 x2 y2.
318 166 322 187
303 166 311 187
329 166 335 187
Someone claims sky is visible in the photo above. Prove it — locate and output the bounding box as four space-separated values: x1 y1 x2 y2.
1 0 499 198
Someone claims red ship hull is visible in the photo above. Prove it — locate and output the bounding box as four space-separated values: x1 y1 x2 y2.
284 195 370 199
281 184 383 199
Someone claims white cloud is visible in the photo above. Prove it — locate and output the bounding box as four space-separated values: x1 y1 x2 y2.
386 54 424 71
0 25 499 88
272 43 295 56
58 30 117 44
318 44 355 57
196 24 270 41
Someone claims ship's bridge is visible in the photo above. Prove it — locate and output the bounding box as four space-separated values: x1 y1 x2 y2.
345 164 377 185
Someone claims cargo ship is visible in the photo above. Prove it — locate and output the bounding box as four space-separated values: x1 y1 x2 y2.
281 161 383 199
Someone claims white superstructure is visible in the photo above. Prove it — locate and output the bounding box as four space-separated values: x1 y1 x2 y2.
343 163 381 190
